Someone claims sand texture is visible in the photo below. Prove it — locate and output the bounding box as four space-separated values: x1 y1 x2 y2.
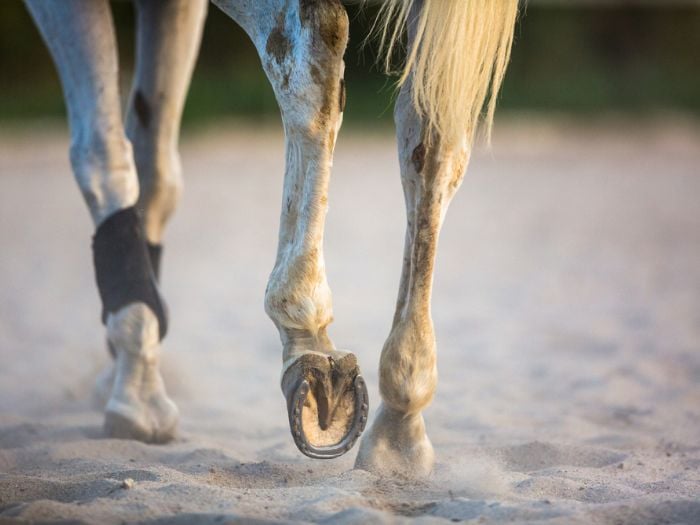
1 118 699 524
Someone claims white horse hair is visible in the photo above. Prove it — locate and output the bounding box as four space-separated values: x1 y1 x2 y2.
25 0 518 477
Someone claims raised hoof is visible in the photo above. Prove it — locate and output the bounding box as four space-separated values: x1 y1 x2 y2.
282 352 369 459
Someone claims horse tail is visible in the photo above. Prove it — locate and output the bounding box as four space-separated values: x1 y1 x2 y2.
374 0 519 147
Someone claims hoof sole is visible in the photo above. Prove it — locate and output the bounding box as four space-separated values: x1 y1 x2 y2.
289 374 369 459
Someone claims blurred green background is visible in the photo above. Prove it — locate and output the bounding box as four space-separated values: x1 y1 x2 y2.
0 1 699 129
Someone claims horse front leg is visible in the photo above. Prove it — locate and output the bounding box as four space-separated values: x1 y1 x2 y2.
26 0 178 443
356 81 469 476
213 0 368 458
94 0 208 405
89 0 206 421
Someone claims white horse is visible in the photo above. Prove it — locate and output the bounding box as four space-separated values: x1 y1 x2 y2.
25 0 517 477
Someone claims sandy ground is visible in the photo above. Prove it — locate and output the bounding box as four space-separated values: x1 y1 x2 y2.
0 117 699 524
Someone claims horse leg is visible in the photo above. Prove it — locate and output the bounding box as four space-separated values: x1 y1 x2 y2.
95 0 207 403
25 0 177 442
127 0 207 259
212 0 368 458
356 80 469 476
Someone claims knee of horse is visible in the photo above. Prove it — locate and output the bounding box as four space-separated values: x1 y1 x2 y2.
68 126 139 216
264 255 334 335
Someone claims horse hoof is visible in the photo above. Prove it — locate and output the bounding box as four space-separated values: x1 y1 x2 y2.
355 403 434 477
104 395 178 444
282 352 369 459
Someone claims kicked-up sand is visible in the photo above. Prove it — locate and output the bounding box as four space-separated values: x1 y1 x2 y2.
0 117 699 524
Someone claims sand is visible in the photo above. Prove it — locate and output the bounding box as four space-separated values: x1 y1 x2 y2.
0 117 699 524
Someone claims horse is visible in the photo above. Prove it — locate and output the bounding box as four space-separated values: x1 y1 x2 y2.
25 0 518 477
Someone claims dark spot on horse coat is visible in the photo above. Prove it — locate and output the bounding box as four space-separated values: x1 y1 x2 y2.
298 1 349 128
411 143 426 173
412 147 442 277
299 0 348 54
309 61 334 125
310 65 323 85
299 0 315 24
266 15 290 66
134 90 151 129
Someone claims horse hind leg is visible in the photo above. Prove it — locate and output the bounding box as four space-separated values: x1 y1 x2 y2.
127 0 207 259
213 0 368 458
26 0 178 443
352 0 519 476
355 82 469 477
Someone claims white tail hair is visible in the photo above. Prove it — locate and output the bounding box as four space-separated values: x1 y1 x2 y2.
375 0 519 147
